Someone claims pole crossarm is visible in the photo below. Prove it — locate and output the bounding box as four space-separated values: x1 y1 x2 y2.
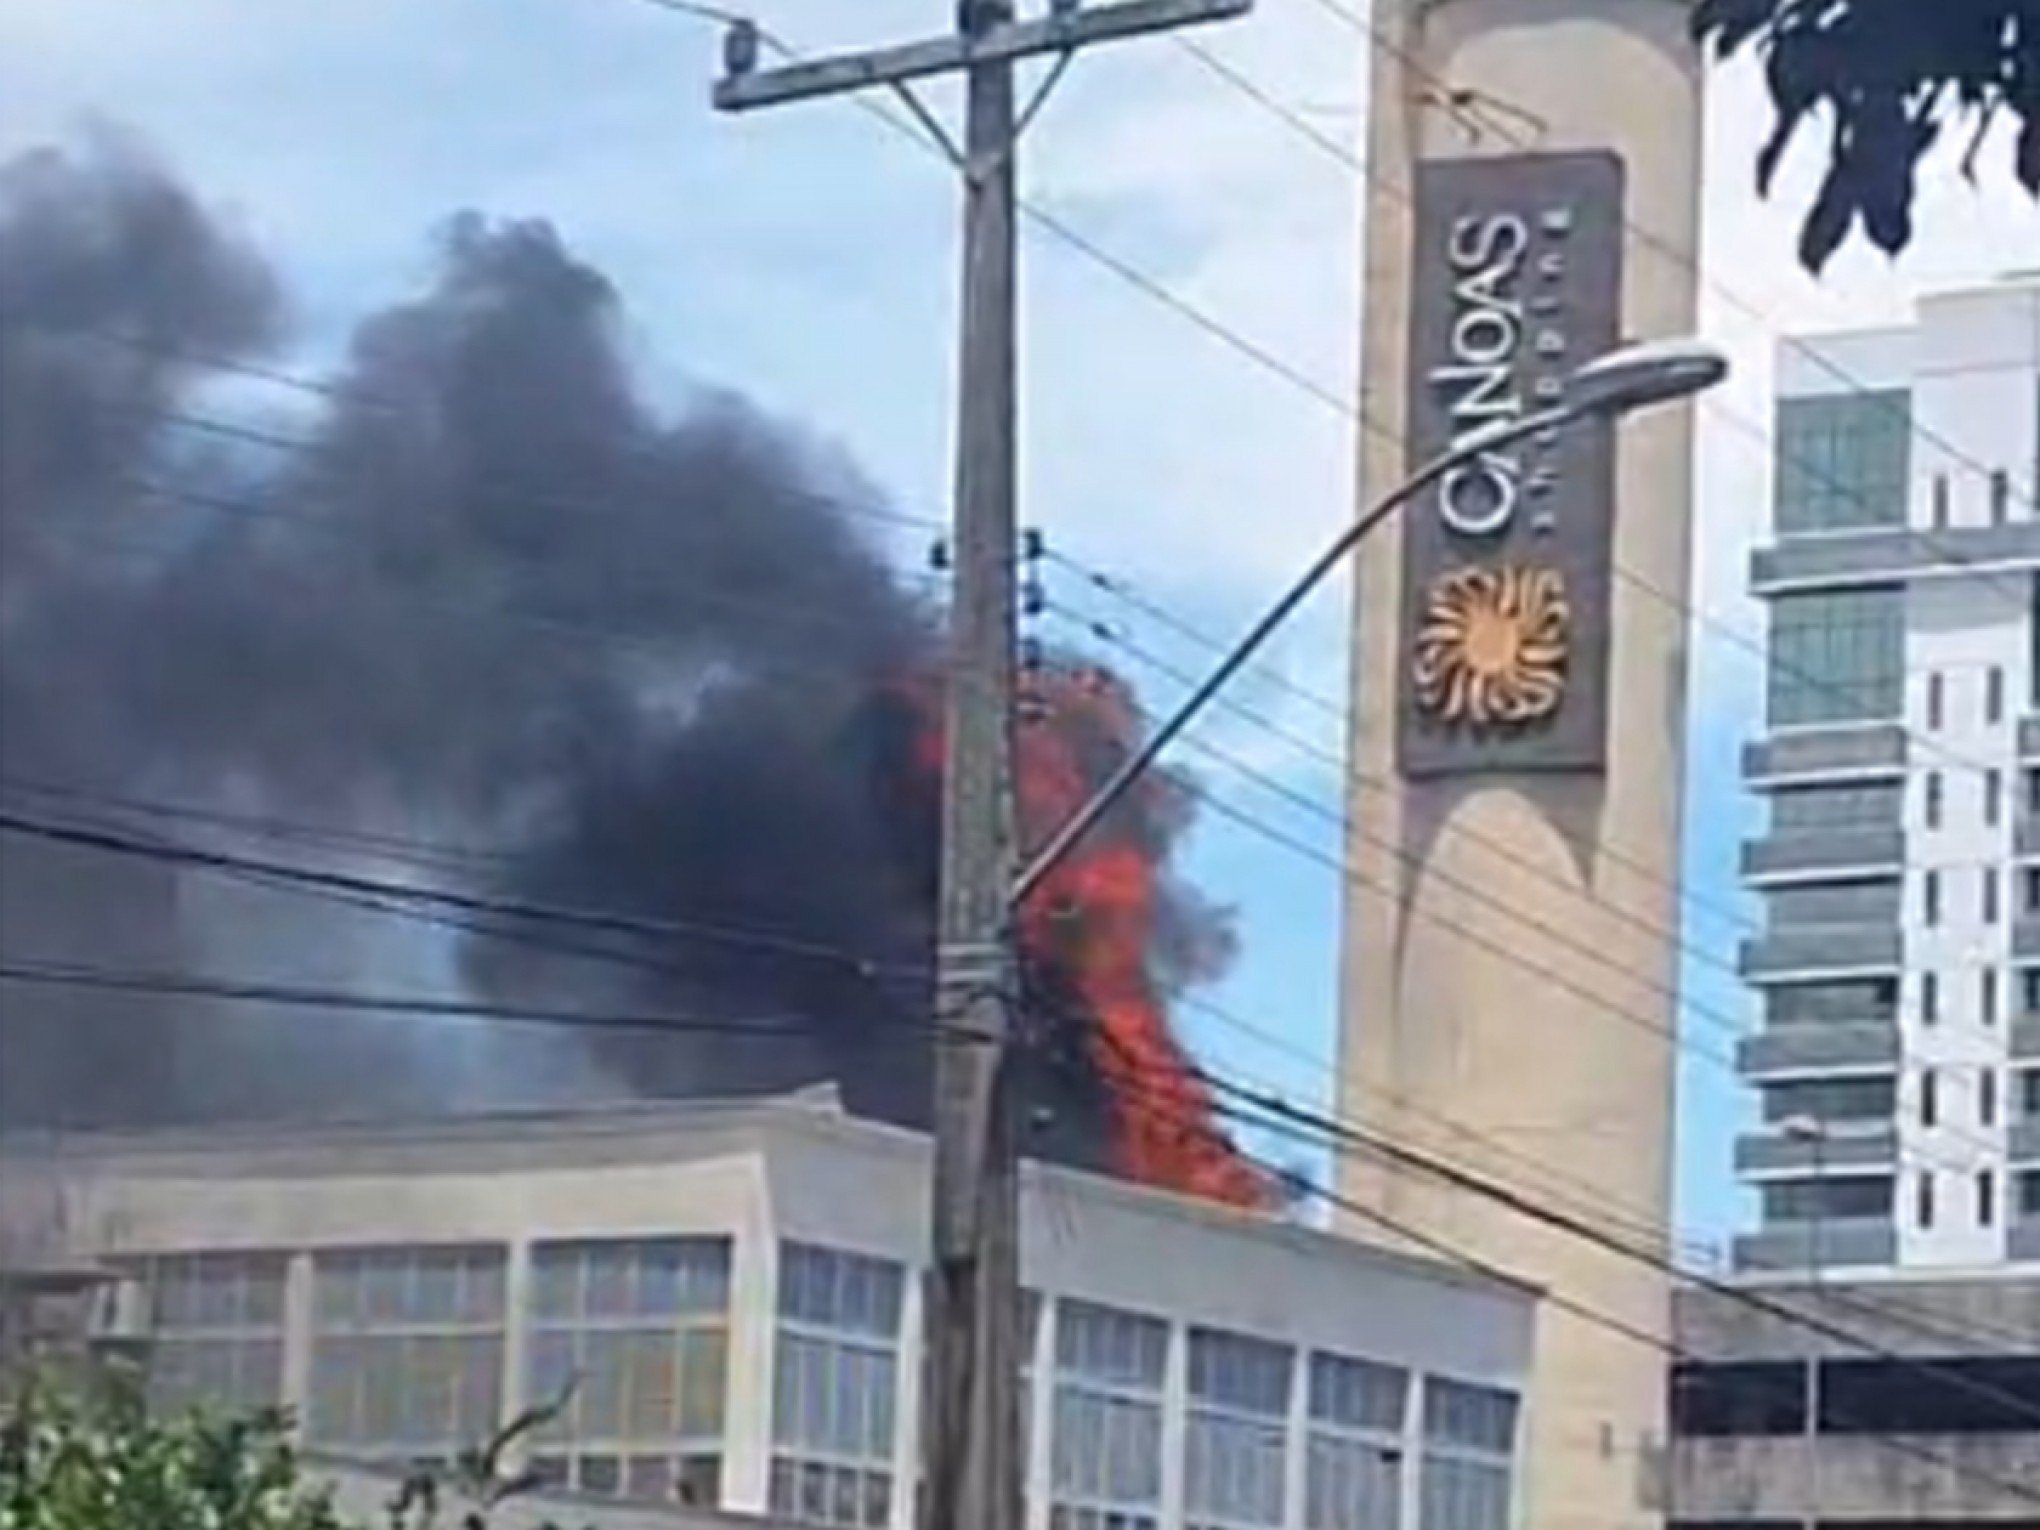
712 0 1250 111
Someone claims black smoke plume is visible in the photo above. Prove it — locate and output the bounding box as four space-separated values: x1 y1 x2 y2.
0 131 1234 1151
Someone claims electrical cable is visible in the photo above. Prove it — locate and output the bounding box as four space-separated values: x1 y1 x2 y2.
1272 0 2039 516
1051 1005 2040 1470
0 808 931 981
1064 1036 2040 1509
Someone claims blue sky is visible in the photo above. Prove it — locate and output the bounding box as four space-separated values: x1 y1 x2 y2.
5 0 2037 1250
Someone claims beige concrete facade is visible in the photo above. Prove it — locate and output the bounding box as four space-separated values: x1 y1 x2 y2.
0 1095 1536 1530
1338 6 1703 1530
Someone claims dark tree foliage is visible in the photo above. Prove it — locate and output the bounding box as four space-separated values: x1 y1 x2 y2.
1693 0 2038 270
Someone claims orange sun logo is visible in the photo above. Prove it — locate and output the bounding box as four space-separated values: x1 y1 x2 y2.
1411 564 1570 727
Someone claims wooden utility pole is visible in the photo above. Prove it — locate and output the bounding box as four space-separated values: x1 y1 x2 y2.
714 5 1248 1527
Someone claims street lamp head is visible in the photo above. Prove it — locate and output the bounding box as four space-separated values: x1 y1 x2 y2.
1566 337 1728 418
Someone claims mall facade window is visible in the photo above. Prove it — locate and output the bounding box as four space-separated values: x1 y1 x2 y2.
1184 1327 1293 1530
524 1237 732 1506
1767 587 1904 726
1419 1379 1518 1530
770 1242 904 1530
1773 391 1911 535
1306 1353 1408 1530
128 1251 288 1419
1050 1299 1168 1530
307 1244 508 1466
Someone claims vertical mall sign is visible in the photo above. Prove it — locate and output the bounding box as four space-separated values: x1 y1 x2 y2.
1396 151 1624 777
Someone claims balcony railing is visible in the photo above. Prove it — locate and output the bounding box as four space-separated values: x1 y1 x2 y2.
1674 1433 2040 1522
1742 724 1906 785
1750 520 2040 592
1730 1218 1898 1274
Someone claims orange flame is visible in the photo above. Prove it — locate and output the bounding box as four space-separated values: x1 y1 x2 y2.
897 665 1270 1210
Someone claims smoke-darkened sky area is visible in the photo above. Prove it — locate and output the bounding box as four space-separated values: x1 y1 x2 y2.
0 129 1238 1179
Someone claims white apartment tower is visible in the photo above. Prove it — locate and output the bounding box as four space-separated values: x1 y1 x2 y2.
1738 276 2040 1275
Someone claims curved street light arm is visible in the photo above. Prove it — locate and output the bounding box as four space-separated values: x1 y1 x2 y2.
1010 397 1585 908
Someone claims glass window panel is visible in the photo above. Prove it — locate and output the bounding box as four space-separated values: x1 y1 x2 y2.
533 1248 580 1321
678 1326 727 1438
678 1453 722 1508
1057 1301 1168 1387
1311 1353 1408 1432
1770 781 1902 833
1761 1174 1892 1221
1773 391 1910 535
625 1454 674 1502
1767 587 1904 726
585 1245 633 1319
1765 978 1898 1027
1762 1075 1897 1123
1423 1380 1517 1453
1765 876 1900 929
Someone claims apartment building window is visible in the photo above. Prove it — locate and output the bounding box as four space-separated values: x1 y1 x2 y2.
1986 769 2003 827
1983 968 2000 1027
770 1243 903 1530
1922 1069 1941 1128
1765 1076 1897 1124
1989 666 2007 724
1981 1069 1999 1129
1772 781 1902 834
2021 1171 2040 1220
1991 469 2012 525
1051 1300 1168 1530
1420 1379 1518 1530
1917 1171 1936 1230
128 1252 288 1419
1767 878 1901 930
2031 577 2040 705
1768 587 1905 726
1924 772 1944 829
2026 969 2040 1018
1766 977 1898 1027
1929 672 1946 730
1306 1354 1408 1530
1978 1170 1998 1228
2023 1069 2040 1118
1985 868 2002 924
1773 390 1911 534
2028 767 2040 816
1922 971 1940 1025
1924 869 1942 927
1761 1176 1891 1222
309 1245 507 1464
1183 1329 1292 1530
524 1237 731 1506
1931 473 1951 528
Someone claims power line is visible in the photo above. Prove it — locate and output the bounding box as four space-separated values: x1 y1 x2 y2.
1200 1075 2040 1433
30 323 943 537
0 957 858 1043
0 808 929 981
1284 0 2039 516
1069 1030 2040 1509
